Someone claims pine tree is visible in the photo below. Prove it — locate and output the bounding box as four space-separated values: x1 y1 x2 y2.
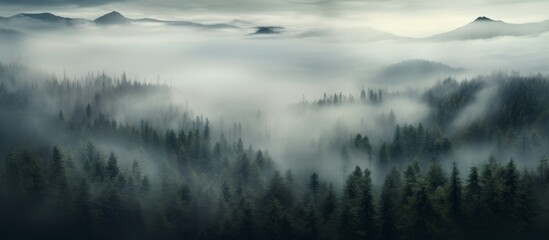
177 145 189 173
236 199 255 240
141 176 150 194
480 156 501 226
264 199 294 240
265 171 293 208
465 167 481 205
305 207 318 240
359 168 377 239
338 166 363 239
308 173 320 206
165 129 179 155
501 159 519 224
427 160 447 192
344 166 363 201
390 125 403 161
73 179 93 237
339 201 360 240
256 150 267 175
237 138 244 154
403 164 417 205
98 182 123 238
405 180 440 240
378 168 401 240
50 146 70 211
50 146 67 189
106 151 119 180
321 184 337 221
464 166 483 232
447 161 462 219
516 170 537 232
4 152 20 196
537 158 548 185
379 143 389 166
235 153 255 189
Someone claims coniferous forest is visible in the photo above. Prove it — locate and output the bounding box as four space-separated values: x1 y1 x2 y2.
2 2 549 239
1 62 549 240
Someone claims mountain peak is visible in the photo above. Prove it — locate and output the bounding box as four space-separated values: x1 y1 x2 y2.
474 16 494 22
94 11 130 25
252 26 283 35
106 11 123 17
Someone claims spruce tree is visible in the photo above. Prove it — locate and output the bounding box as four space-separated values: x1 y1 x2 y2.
359 168 376 239
106 151 119 180
447 161 462 219
378 167 401 240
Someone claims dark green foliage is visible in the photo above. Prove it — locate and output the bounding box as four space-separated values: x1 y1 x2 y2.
378 167 401 240
1 67 549 240
501 159 519 223
1 144 548 239
447 161 462 219
308 173 320 205
305 207 318 240
404 180 442 240
265 171 293 208
353 134 372 159
379 143 389 165
538 158 549 184
264 199 295 240
50 146 68 190
403 163 418 204
358 168 376 239
424 78 484 128
427 160 447 192
106 151 119 180
321 184 337 221
383 123 451 163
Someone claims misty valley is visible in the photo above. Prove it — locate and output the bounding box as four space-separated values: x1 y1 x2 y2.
1 3 549 240
2 64 549 240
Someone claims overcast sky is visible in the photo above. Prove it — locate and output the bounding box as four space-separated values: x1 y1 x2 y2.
1 0 549 37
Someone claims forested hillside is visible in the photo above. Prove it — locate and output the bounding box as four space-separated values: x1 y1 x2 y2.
1 63 549 240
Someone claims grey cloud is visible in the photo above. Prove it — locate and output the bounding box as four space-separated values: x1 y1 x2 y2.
0 0 124 5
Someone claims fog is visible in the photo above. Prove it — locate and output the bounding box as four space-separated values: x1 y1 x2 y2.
2 2 549 239
2 17 549 184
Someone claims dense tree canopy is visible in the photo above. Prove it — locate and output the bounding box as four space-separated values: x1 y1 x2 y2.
1 64 549 239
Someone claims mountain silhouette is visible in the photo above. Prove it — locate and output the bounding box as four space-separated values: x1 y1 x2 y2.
6 13 546 40
473 16 494 22
374 59 464 85
252 26 283 35
429 16 549 40
1 12 85 26
94 11 131 25
0 11 238 31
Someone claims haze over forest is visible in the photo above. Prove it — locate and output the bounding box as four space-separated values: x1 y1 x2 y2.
1 0 549 239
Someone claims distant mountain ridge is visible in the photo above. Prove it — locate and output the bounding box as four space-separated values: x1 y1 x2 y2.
92 11 237 29
15 13 76 24
1 13 548 40
0 11 238 31
429 16 549 40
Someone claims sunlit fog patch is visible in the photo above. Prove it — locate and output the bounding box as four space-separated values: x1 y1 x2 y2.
450 84 498 132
